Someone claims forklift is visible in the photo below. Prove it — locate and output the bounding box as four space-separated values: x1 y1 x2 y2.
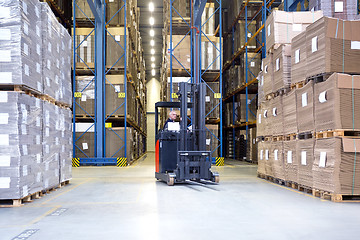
155 82 219 185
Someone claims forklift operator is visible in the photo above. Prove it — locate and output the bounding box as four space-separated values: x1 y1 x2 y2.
163 111 177 130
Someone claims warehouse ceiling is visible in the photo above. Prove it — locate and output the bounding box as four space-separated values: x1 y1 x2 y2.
138 0 164 82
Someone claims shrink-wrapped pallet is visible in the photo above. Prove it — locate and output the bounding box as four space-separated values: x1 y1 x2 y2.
205 124 219 158
74 123 95 158
270 95 283 136
75 76 95 116
291 31 307 84
284 140 298 182
205 82 220 119
265 10 323 53
313 137 360 194
0 0 42 92
309 0 360 20
59 26 72 105
105 127 133 161
283 89 297 134
271 141 285 180
297 138 315 188
273 44 291 92
262 53 273 96
0 92 43 199
314 73 360 132
306 17 360 78
59 108 72 183
296 81 314 133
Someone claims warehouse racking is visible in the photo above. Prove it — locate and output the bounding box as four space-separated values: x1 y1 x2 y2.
72 0 147 166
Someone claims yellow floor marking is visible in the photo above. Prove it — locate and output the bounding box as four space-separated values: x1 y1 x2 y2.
260 178 327 202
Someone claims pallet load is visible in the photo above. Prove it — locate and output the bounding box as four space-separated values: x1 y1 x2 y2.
205 124 219 158
272 44 291 93
291 31 307 85
296 138 315 188
271 141 285 180
309 0 360 20
283 140 298 183
296 81 314 133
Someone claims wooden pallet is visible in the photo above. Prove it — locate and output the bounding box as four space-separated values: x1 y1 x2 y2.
315 129 360 139
306 72 332 83
291 80 307 90
272 135 284 142
298 184 313 194
284 133 297 141
0 191 42 208
312 189 360 202
297 131 313 140
0 84 42 96
264 136 272 142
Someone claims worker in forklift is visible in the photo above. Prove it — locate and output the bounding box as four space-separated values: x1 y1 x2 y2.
163 111 177 130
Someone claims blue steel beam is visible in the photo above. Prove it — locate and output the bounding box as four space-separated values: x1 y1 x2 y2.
86 0 100 20
193 0 207 25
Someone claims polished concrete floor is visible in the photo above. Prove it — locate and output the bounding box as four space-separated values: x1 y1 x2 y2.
1 153 360 240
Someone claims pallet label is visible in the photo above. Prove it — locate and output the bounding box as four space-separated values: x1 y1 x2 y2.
118 92 125 98
214 93 221 99
171 93 178 99
74 92 82 98
105 123 112 128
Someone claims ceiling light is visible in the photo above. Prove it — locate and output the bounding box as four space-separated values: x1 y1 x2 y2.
152 69 156 76
149 17 154 25
149 2 154 12
151 56 155 62
150 29 155 36
150 39 155 46
151 49 155 55
151 63 155 68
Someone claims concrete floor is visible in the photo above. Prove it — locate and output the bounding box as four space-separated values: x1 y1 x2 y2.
1 153 360 240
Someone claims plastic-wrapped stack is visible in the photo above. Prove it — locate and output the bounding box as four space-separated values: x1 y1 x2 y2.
314 73 360 132
296 81 314 133
59 108 72 183
0 0 43 92
313 137 360 194
75 76 95 116
272 44 291 92
59 26 72 105
105 127 133 159
309 0 360 20
205 82 220 119
205 124 219 158
0 92 43 199
297 138 315 187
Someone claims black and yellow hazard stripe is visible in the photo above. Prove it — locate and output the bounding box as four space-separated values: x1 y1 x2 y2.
215 157 224 166
117 157 127 167
72 158 80 167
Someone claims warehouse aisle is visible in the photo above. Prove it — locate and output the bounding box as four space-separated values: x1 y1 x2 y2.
1 154 360 240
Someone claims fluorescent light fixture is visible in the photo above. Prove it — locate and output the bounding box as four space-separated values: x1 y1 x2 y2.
149 2 154 12
150 29 155 36
151 48 155 55
152 69 156 76
151 56 155 62
150 39 155 46
151 63 155 68
149 17 154 25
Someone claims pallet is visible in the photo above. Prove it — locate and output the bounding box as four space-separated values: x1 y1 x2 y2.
272 135 284 142
264 136 272 142
0 191 42 208
297 131 313 140
291 80 308 90
315 129 360 139
0 84 42 96
298 184 313 194
306 72 332 83
284 133 297 141
312 189 360 202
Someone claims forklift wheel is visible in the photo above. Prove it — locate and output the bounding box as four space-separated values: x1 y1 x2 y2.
167 176 175 186
214 176 220 183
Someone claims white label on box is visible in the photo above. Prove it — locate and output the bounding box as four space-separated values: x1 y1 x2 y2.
23 186 28 197
274 149 278 161
55 137 59 145
36 99 40 108
0 177 10 189
21 125 27 135
261 76 264 86
0 28 11 40
312 36 318 53
45 179 49 189
335 1 344 12
36 135 40 145
0 72 12 83
265 150 269 160
22 145 28 155
36 172 41 182
0 134 9 145
0 92 8 102
302 93 308 107
48 42 52 52
205 96 210 102
258 114 261 124
23 22 29 35
56 59 60 68
62 42 65 51
23 165 28 176
276 58 280 71
35 5 40 18
46 77 50 86
263 110 268 118
37 81 41 92
0 113 9 124
287 151 292 163
81 94 87 102
260 150 263 160
45 162 49 171
0 7 11 18
62 145 65 153
273 107 277 117
47 60 51 69
22 2 28 15
319 91 327 103
264 65 268 73
45 127 49 137
351 41 360 50
36 44 41 55
250 62 255 67
301 151 307 165
82 143 88 150
57 44 60 53
83 40 88 47
206 139 211 145
0 50 11 62
292 24 302 32
115 35 121 42
295 49 300 64
115 85 121 92
36 63 41 73
36 117 41 127
45 145 49 154
0 155 10 167
55 75 59 84
24 64 29 76
248 33 252 38
319 152 327 167
36 26 40 37
267 26 271 36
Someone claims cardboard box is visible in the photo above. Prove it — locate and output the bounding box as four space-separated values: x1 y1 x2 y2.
273 44 291 92
283 140 298 182
296 81 314 133
296 138 315 187
262 53 274 96
283 89 298 134
291 31 307 84
271 141 285 180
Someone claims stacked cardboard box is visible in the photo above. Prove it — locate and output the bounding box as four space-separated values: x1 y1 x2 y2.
282 89 297 135
262 53 273 96
205 124 219 158
296 81 314 133
105 127 133 159
297 138 315 187
270 96 283 136
273 44 291 92
291 31 307 84
75 76 95 116
247 127 258 163
271 141 285 180
283 140 298 182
